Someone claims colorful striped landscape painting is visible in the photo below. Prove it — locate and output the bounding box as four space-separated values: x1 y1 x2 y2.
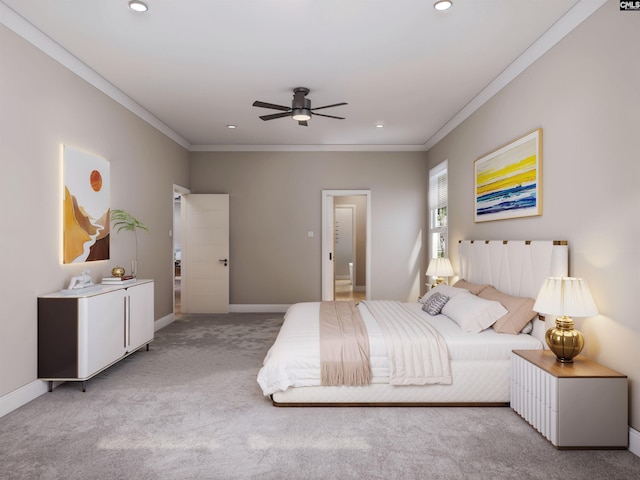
474 129 542 222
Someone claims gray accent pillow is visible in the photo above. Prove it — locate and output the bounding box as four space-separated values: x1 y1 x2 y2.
421 292 450 315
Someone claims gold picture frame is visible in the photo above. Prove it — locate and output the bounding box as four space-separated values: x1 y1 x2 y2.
474 128 542 223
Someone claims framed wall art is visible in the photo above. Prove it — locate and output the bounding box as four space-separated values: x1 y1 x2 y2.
474 128 542 223
63 145 110 263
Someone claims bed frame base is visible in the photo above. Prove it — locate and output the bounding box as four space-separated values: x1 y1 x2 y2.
271 398 508 408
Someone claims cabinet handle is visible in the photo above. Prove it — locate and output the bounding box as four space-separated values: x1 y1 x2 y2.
127 296 131 347
124 297 127 348
123 295 131 348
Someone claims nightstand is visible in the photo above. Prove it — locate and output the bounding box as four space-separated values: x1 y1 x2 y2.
511 349 628 449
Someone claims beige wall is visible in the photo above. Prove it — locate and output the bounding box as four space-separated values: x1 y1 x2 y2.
427 4 640 429
189 151 429 304
0 25 189 398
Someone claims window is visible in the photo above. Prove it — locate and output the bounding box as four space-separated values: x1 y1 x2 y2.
429 160 448 259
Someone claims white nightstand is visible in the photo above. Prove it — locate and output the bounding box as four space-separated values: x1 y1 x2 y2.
511 350 628 449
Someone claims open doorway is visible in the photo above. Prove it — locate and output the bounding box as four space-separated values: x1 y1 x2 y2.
334 198 366 302
173 184 190 319
322 190 371 301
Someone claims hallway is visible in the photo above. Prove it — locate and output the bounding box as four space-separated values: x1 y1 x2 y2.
334 279 366 302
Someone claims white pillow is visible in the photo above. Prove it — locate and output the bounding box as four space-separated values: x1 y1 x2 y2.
441 292 508 333
419 284 468 304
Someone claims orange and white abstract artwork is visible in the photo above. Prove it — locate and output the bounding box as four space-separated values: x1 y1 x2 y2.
63 146 110 263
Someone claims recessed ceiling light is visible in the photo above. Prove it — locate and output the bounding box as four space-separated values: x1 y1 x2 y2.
227 125 237 129
129 1 148 13
375 123 384 128
434 1 453 11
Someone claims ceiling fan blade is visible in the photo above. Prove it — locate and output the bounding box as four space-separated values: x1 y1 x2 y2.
312 112 346 120
253 101 291 112
311 102 348 111
298 120 308 127
259 112 291 121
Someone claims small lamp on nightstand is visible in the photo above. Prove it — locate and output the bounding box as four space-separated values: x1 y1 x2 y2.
426 257 454 288
533 277 598 363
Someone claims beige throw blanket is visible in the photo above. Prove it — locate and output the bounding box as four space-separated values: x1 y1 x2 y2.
319 301 372 386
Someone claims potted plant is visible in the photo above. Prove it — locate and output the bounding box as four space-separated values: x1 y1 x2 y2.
111 209 149 277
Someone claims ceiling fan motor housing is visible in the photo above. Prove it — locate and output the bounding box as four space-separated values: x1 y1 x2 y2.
293 88 311 108
253 87 346 125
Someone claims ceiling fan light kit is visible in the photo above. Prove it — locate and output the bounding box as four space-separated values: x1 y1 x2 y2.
253 87 347 126
292 110 311 122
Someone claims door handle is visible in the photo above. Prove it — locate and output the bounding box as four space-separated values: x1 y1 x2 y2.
219 258 228 267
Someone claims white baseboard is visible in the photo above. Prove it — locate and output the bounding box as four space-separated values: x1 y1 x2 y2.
154 313 175 331
0 379 49 418
230 304 290 313
629 426 640 457
1 313 175 419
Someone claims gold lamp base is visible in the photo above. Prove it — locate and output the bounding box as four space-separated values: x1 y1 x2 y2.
430 277 445 289
545 316 584 363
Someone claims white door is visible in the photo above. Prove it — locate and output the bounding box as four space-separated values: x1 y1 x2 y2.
322 193 336 300
81 292 126 378
182 194 230 313
126 282 154 351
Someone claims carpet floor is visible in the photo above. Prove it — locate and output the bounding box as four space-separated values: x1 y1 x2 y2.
1 313 640 479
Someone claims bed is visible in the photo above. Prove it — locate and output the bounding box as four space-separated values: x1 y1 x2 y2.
257 240 568 406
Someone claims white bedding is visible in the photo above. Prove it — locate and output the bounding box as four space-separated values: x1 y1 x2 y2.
257 301 542 397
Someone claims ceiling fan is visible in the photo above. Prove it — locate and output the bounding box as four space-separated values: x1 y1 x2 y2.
252 87 347 126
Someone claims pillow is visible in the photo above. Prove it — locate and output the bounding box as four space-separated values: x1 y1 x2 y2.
520 320 534 335
478 286 537 335
421 292 450 315
453 279 490 295
419 283 467 304
441 291 507 333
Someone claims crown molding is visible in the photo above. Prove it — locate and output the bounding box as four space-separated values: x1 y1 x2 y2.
189 144 428 152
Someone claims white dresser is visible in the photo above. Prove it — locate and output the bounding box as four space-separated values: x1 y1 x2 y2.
38 280 154 391
511 349 627 449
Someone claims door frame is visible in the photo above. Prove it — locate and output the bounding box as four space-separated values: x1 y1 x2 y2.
172 184 190 317
321 190 371 301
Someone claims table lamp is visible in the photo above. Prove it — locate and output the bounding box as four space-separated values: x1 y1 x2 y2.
533 277 598 363
426 257 454 288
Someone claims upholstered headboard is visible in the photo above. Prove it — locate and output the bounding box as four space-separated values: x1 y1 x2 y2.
458 240 569 343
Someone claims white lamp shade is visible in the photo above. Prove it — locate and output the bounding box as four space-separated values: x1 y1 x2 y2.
426 257 454 277
533 277 598 317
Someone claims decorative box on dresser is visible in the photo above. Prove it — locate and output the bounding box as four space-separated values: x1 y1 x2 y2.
38 279 154 391
511 349 628 449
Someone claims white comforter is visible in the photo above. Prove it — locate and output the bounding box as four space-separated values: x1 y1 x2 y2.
362 301 451 385
257 301 542 396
